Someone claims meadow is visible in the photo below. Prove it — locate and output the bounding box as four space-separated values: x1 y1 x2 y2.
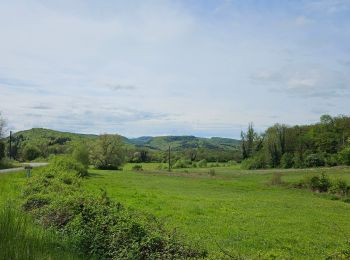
1 164 350 259
84 164 350 259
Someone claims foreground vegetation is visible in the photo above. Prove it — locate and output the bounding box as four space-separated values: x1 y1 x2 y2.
0 171 81 259
84 164 350 259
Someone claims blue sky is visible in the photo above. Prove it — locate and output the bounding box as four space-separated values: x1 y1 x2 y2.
0 0 349 138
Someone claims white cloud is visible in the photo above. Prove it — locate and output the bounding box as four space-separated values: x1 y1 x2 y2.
0 0 350 137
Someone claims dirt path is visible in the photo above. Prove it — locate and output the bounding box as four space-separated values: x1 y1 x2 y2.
0 162 48 174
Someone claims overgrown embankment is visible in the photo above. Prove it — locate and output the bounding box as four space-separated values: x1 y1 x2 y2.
20 155 206 259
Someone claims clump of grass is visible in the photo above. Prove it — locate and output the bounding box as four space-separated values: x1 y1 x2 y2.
208 169 216 176
132 164 143 171
270 172 283 186
0 204 80 260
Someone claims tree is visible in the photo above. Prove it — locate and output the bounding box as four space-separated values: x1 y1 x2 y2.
90 134 126 170
241 123 257 159
23 144 41 161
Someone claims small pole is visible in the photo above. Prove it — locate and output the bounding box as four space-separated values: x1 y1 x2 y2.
168 145 171 172
25 165 32 178
9 131 12 159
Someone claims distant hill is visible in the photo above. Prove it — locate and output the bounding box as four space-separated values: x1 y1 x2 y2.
128 135 240 151
4 128 240 152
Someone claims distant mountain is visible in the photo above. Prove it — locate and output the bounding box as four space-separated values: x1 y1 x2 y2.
4 128 240 151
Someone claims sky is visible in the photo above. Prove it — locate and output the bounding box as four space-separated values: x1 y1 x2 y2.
0 0 350 138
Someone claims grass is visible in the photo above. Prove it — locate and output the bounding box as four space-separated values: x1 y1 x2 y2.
0 171 82 260
84 163 350 259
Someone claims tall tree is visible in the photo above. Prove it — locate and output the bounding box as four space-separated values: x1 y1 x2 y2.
241 123 257 159
90 134 126 170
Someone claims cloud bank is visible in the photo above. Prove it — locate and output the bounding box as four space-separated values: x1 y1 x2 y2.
0 0 349 138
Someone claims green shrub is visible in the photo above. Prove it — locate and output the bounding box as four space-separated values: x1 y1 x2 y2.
338 147 350 166
305 153 325 168
23 145 41 161
228 160 237 166
330 179 349 197
280 153 294 169
241 154 267 170
173 159 192 169
132 164 143 171
197 159 207 168
307 173 331 192
48 155 88 177
72 144 89 168
0 158 16 170
209 162 220 167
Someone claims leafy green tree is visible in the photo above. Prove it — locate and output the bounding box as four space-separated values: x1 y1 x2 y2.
22 145 41 161
90 134 126 170
241 123 258 159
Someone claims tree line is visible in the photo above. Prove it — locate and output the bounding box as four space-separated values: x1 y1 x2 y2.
240 115 350 169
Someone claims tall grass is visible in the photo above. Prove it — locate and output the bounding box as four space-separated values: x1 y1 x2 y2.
0 204 81 260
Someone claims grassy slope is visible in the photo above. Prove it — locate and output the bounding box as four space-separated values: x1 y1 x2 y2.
84 165 350 259
0 171 81 260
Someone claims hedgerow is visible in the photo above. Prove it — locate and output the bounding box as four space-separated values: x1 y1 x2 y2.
21 156 206 259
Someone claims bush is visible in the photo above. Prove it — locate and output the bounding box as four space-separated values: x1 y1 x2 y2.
23 145 41 161
228 160 237 166
197 159 207 168
305 153 325 168
173 159 192 169
308 173 331 192
0 158 16 170
48 155 88 177
72 144 89 167
241 154 267 170
280 153 294 169
338 147 350 166
132 164 143 171
330 179 349 197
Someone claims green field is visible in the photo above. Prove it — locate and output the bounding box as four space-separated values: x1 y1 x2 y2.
84 164 350 259
2 165 350 258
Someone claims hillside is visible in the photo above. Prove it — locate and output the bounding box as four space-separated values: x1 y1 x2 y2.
129 135 240 151
4 128 240 152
